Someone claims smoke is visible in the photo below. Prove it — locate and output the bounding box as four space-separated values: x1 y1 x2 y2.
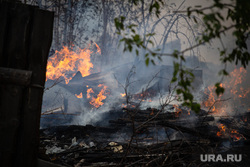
41 0 250 129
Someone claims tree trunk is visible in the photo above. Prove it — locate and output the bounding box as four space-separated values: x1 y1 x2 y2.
64 0 72 46
101 0 108 66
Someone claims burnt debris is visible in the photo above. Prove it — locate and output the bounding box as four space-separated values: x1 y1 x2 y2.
39 107 250 167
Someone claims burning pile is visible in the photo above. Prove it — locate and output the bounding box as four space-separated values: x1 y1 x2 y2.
87 84 108 108
44 43 249 144
216 123 246 141
202 67 250 116
201 67 250 143
46 46 94 84
41 54 250 166
45 43 108 109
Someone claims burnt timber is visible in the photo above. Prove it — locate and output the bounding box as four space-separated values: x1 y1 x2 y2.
39 108 250 167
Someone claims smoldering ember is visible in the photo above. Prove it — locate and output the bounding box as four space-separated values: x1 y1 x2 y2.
0 0 250 167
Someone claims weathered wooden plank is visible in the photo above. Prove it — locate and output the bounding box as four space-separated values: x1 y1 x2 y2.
0 3 31 167
14 7 54 167
0 2 8 66
0 67 32 86
5 3 31 69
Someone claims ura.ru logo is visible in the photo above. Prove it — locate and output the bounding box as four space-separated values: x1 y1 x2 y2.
200 154 242 162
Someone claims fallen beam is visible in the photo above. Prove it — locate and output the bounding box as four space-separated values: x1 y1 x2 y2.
159 121 221 142
0 67 32 86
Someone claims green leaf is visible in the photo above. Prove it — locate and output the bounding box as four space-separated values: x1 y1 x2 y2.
220 50 226 56
191 103 200 114
193 17 197 23
146 33 156 37
180 55 186 61
148 40 154 46
176 89 182 94
121 16 125 22
171 62 179 83
187 7 191 17
215 83 224 96
127 24 137 29
145 58 149 66
157 56 162 61
171 77 177 82
133 34 140 42
217 12 224 21
172 50 179 59
128 44 133 52
218 69 229 76
151 60 155 65
136 49 139 56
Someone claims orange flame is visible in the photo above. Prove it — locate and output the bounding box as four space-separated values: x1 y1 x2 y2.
203 85 217 113
239 88 250 98
120 93 126 97
202 67 249 115
88 84 107 108
242 117 247 122
216 124 226 137
94 42 101 54
75 92 83 98
121 104 127 108
87 88 94 99
216 124 246 141
46 45 95 84
230 129 246 141
173 104 182 117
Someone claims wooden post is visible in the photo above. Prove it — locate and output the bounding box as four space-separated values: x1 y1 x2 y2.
0 2 54 167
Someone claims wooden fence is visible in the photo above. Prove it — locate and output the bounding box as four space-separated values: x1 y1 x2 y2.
0 1 53 167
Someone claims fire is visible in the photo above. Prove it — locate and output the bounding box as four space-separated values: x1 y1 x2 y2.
94 42 101 54
216 124 226 137
75 92 83 98
239 88 250 98
203 85 217 113
121 104 127 108
216 124 246 141
87 88 94 99
132 90 156 101
87 84 108 108
202 67 249 115
230 129 246 141
120 93 126 97
46 45 99 84
173 104 182 117
229 67 246 87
